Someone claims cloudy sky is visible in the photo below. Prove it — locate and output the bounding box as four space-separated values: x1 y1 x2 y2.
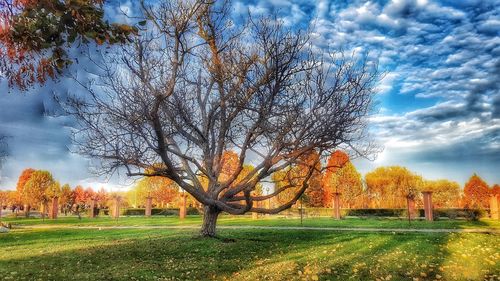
0 0 499 190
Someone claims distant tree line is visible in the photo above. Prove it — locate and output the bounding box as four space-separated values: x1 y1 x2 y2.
1 157 498 216
0 168 181 217
271 150 499 210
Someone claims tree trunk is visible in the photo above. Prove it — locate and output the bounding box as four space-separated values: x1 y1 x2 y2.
200 205 220 237
24 204 30 218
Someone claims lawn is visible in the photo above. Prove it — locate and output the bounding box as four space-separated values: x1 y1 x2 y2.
0 217 499 280
3 215 500 230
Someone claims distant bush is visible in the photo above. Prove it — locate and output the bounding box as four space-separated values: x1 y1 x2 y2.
345 208 407 217
119 207 200 216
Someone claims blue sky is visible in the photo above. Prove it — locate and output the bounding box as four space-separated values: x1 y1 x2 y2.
0 0 499 190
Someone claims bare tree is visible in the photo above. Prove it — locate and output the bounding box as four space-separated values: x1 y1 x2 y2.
65 0 378 237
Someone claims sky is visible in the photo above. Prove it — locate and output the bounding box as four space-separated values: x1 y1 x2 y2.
0 0 499 190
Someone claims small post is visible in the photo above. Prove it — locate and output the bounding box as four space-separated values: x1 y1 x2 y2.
145 197 152 217
88 199 96 218
407 196 416 224
422 191 433 221
112 197 121 219
332 192 341 219
50 197 58 219
490 195 499 220
179 193 187 220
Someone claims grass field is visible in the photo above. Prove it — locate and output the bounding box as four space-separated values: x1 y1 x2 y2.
1 216 499 280
3 215 500 229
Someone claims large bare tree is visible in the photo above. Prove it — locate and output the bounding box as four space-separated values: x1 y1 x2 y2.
65 0 378 237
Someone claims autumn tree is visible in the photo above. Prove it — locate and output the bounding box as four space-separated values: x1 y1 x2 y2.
321 151 363 208
95 187 109 207
45 181 61 199
272 151 322 207
84 187 96 202
16 168 35 211
64 1 378 237
131 170 180 208
72 185 86 205
491 184 500 197
422 179 461 208
22 170 55 217
59 183 73 214
322 150 349 207
463 173 490 209
365 166 422 208
301 151 323 207
0 0 136 89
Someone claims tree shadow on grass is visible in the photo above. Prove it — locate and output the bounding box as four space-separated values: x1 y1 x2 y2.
0 228 498 281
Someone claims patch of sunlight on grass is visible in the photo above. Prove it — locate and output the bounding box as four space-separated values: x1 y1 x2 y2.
440 233 499 281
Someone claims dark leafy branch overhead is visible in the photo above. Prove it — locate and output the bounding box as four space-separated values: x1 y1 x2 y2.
0 0 137 89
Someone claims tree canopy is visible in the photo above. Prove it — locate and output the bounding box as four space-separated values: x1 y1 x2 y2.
63 0 378 236
22 170 55 206
365 166 422 208
463 173 490 209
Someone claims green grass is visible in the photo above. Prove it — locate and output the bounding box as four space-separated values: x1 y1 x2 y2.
2 215 500 230
0 226 499 280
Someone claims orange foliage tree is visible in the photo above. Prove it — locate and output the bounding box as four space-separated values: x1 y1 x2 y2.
491 184 500 197
272 151 321 207
0 190 7 209
204 151 262 198
365 166 422 209
463 173 490 209
131 176 179 208
59 183 73 213
422 179 461 208
0 0 137 89
95 187 109 207
84 187 96 202
322 151 362 208
322 150 349 206
22 170 55 216
15 168 35 206
301 151 323 207
72 185 86 205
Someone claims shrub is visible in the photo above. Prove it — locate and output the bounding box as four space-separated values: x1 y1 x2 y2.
119 207 200 216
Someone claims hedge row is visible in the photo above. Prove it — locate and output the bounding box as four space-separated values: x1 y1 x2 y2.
118 207 200 216
279 208 489 220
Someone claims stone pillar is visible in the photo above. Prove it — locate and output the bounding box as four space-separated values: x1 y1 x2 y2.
89 199 96 218
112 197 121 219
332 192 341 219
179 194 187 220
50 197 58 219
490 195 499 220
423 192 433 221
407 197 416 219
145 197 152 217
